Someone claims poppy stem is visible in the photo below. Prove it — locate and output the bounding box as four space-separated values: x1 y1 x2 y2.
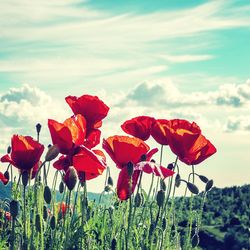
126 177 133 250
154 145 164 197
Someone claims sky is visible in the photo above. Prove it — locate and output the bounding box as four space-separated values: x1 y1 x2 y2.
0 0 249 194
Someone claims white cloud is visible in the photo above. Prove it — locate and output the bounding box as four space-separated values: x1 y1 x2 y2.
161 54 214 63
225 116 250 132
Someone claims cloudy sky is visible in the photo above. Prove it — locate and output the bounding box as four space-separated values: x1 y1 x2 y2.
0 0 249 193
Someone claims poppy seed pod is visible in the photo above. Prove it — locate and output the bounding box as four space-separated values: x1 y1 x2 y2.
64 166 77 191
50 215 56 230
127 161 134 177
167 163 174 170
45 145 60 162
156 190 165 207
187 182 199 195
22 171 29 187
107 176 113 186
10 200 19 218
36 123 42 134
199 175 209 183
205 179 213 192
44 186 52 204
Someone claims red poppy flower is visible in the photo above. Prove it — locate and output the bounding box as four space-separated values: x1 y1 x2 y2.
103 135 173 200
73 147 106 181
1 135 44 171
65 95 109 133
48 114 86 154
165 119 216 165
57 202 71 218
103 135 150 169
121 116 155 141
0 172 8 185
53 146 106 182
151 119 171 145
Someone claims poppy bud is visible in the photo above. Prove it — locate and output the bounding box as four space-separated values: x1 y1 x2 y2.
134 193 142 207
167 163 174 170
59 181 64 193
104 185 111 192
127 161 134 177
43 205 48 220
191 234 200 248
36 123 42 134
35 214 41 232
187 182 199 195
175 174 181 188
45 145 60 162
149 223 155 235
50 215 56 230
4 171 10 184
22 171 29 187
111 238 117 250
7 146 11 154
205 179 213 192
162 217 167 231
64 166 77 191
156 190 165 207
140 154 147 161
44 186 52 204
199 175 208 183
10 200 19 218
107 176 113 186
160 179 166 191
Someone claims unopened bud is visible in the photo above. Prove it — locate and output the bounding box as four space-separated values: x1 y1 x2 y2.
36 123 42 134
64 166 77 191
191 234 200 248
160 179 166 191
162 217 167 231
127 161 134 177
175 174 181 188
205 179 213 192
156 190 165 207
22 171 29 187
43 205 48 220
104 185 111 192
107 176 113 186
59 181 64 193
4 171 10 181
199 175 209 183
45 145 60 162
167 163 174 170
35 214 41 232
134 193 142 207
50 215 56 230
140 154 147 161
10 200 19 218
44 186 52 204
111 238 117 250
7 146 11 154
187 182 199 195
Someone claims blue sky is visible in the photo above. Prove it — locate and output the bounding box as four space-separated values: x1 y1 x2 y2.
0 0 249 193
